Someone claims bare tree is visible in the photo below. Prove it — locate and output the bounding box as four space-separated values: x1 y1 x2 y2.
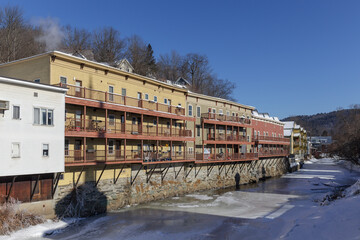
157 50 184 81
92 27 125 66
62 25 91 52
125 35 157 77
0 6 42 63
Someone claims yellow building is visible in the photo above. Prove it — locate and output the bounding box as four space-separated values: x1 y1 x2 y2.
0 51 195 187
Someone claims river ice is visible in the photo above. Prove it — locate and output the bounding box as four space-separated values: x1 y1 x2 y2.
2 158 360 240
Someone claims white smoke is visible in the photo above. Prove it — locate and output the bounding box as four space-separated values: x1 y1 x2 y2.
33 17 64 51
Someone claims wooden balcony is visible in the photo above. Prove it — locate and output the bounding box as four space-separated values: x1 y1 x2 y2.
206 133 250 143
65 117 193 140
201 113 251 125
195 152 258 163
57 84 186 116
65 150 195 166
253 136 290 145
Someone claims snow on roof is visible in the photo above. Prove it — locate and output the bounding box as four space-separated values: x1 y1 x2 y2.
284 129 292 137
283 121 295 129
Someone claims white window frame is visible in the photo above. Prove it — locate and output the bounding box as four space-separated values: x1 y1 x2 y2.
226 111 230 116
34 107 54 126
108 140 114 154
154 96 158 102
188 104 193 116
42 143 49 157
164 98 168 104
144 93 149 100
109 114 115 126
188 147 193 154
219 109 223 115
60 76 67 84
197 106 201 118
11 142 21 158
12 105 20 120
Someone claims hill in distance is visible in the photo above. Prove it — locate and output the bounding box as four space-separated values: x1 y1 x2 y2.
282 109 353 137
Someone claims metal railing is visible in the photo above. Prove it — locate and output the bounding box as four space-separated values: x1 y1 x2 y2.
65 117 192 137
64 150 195 164
57 83 186 116
201 112 251 125
206 133 249 142
258 149 289 157
253 136 290 143
195 152 258 161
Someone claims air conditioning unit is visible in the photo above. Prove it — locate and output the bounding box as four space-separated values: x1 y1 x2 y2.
0 100 9 110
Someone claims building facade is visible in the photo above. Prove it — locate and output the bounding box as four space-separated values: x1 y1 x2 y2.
0 76 67 203
251 111 290 158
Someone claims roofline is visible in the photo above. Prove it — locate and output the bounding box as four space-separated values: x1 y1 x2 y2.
0 76 68 93
187 91 255 110
0 51 188 93
251 115 285 125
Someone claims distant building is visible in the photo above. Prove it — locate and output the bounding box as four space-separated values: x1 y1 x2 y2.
0 76 67 203
283 121 308 161
308 136 332 153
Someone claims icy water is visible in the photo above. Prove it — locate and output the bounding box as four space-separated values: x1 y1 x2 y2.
4 158 360 240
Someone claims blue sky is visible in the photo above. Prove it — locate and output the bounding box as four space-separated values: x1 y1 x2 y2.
3 0 360 118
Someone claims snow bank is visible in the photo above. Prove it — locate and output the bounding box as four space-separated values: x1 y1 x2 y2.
343 179 360 198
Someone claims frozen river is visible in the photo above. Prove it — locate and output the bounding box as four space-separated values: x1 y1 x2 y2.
4 158 360 240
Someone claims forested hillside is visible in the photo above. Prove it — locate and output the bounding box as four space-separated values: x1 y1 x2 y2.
282 109 353 137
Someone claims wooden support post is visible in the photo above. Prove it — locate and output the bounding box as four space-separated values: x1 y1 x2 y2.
141 139 144 163
105 109 108 132
83 105 87 131
170 119 172 136
156 140 159 160
170 141 172 160
124 139 127 161
84 137 87 162
6 176 16 202
105 137 107 162
202 120 205 161
156 116 159 136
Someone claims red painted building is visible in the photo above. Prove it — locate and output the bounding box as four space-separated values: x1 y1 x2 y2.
251 111 290 157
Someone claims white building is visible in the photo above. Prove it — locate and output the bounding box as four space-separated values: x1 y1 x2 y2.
0 76 67 202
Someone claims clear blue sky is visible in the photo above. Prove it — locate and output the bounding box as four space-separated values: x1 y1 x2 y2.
4 0 360 118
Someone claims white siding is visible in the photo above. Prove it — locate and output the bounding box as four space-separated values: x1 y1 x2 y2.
0 79 66 177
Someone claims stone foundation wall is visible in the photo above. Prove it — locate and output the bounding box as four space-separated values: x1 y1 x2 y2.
50 157 289 217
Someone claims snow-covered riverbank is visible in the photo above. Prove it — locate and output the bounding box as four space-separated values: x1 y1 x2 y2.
2 158 359 240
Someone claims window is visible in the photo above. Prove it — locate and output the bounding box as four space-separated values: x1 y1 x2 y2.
65 140 69 156
188 105 193 116
34 108 54 126
154 96 158 102
178 145 182 152
167 122 170 129
232 112 235 116
153 120 157 125
197 106 201 118
60 76 67 84
109 114 115 126
144 93 149 100
137 92 142 99
109 86 114 101
258 131 260 136
227 111 230 116
108 140 114 154
13 105 20 119
164 98 168 104
11 143 20 158
42 144 49 157
212 108 216 114
34 79 40 83
197 125 201 137
121 88 126 96
219 109 223 115
168 99 171 105
132 117 136 125
189 147 193 154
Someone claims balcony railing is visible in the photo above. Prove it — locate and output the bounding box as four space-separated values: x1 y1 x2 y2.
195 152 258 161
65 117 192 138
258 150 289 157
201 113 251 125
65 150 195 164
253 136 290 143
206 133 249 142
57 83 185 116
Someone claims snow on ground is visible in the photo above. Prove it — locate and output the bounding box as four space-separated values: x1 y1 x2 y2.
2 158 360 240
